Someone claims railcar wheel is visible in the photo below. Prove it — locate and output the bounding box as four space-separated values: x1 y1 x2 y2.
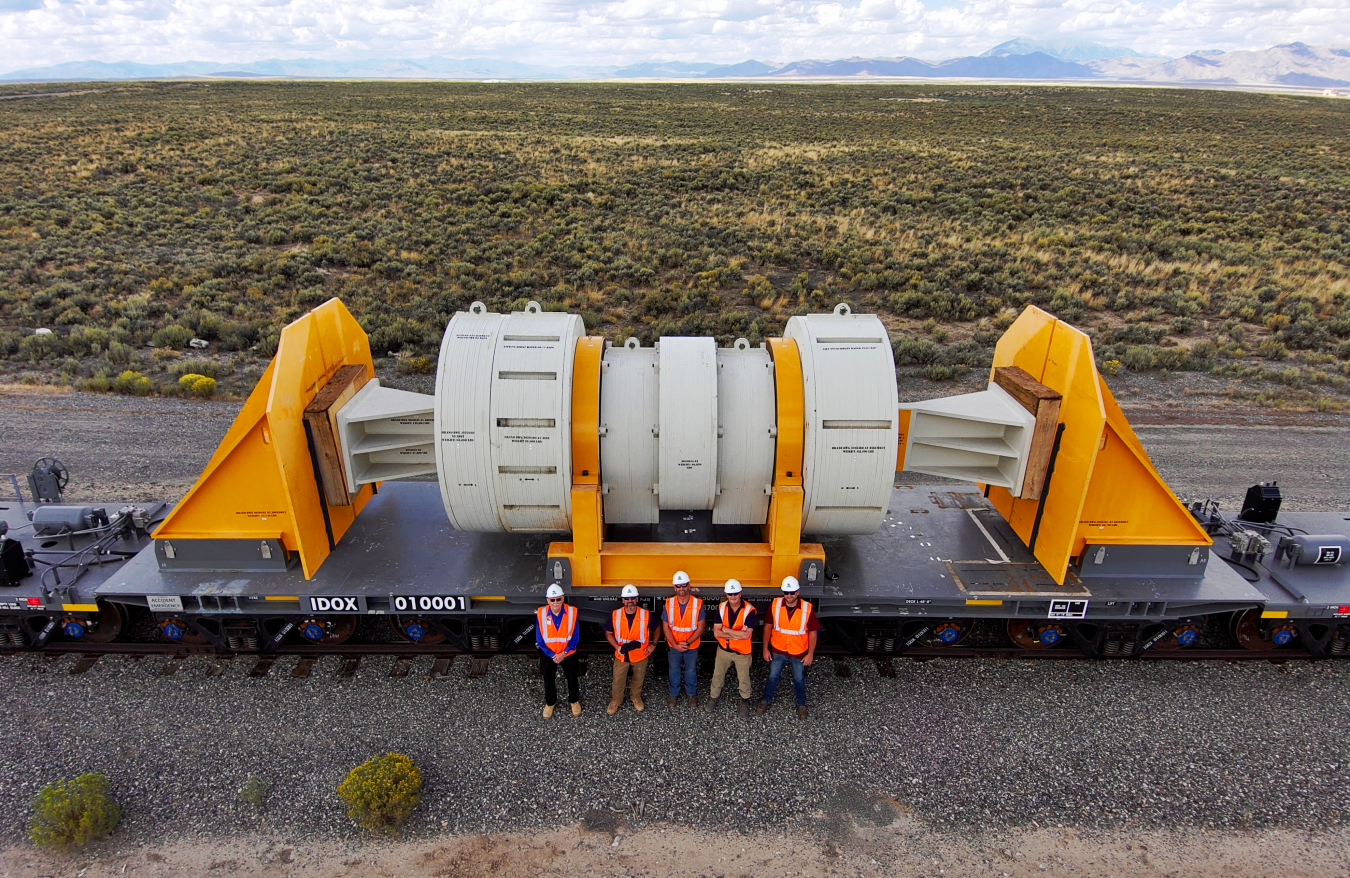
390 615 446 645
157 617 209 645
1007 618 1065 650
1142 619 1204 652
75 601 125 644
297 614 357 645
912 618 972 647
1233 609 1295 651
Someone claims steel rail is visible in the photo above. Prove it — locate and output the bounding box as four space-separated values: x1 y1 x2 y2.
2 641 1320 662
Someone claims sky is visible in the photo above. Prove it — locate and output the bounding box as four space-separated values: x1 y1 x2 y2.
1 0 1348 72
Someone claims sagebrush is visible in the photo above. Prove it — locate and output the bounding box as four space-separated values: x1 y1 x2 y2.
28 773 121 849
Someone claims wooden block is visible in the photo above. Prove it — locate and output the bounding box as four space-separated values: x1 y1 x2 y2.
304 364 369 507
993 366 1062 501
993 366 1060 415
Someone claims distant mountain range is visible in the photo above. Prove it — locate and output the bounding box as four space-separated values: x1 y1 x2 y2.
1089 42 1350 88
5 40 1349 89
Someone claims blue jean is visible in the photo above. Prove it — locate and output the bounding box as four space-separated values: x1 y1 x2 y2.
667 646 698 696
763 653 807 706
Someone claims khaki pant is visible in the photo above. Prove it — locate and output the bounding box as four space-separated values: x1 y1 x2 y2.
710 647 753 699
611 656 648 703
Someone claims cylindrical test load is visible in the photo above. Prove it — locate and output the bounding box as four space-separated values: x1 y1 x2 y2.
431 301 898 536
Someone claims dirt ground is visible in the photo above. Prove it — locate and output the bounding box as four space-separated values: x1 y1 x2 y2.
3 823 1348 878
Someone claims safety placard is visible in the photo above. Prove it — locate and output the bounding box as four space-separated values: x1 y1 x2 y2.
1048 599 1089 620
391 595 469 612
146 595 184 612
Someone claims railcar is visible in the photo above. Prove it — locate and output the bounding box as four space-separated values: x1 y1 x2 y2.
1 299 1346 659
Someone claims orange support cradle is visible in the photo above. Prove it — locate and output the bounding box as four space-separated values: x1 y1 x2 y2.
983 306 1211 584
152 299 376 579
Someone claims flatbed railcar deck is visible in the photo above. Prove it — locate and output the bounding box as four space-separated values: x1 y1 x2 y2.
1 482 1336 658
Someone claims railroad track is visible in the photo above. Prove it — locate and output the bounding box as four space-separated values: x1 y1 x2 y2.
3 642 1316 682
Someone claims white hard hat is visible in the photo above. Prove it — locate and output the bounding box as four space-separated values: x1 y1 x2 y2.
724 579 743 595
621 584 639 598
672 570 691 586
781 576 800 593
545 584 565 599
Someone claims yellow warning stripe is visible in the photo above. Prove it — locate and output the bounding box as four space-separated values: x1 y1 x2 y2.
264 596 300 601
473 596 506 602
1260 610 1289 619
61 603 99 612
965 599 1003 606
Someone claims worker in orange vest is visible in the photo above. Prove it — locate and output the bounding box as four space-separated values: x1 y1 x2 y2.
662 570 706 708
605 584 659 714
535 583 581 718
756 576 819 719
709 578 758 718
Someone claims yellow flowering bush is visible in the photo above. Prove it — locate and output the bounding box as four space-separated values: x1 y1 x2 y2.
337 753 421 833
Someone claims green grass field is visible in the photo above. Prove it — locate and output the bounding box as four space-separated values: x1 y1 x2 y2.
1 81 1347 402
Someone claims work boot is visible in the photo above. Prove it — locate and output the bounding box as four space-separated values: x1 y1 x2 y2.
755 700 771 714
739 698 751 719
607 701 620 715
708 692 720 707
571 702 582 717
687 695 699 710
666 695 677 708
797 705 808 719
543 704 555 718
631 695 645 712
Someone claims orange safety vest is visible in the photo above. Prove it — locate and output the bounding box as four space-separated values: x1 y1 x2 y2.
536 603 577 658
664 595 703 648
768 597 813 656
716 600 754 655
611 607 654 662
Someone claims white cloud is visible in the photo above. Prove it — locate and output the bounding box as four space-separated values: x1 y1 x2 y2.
1 0 1347 72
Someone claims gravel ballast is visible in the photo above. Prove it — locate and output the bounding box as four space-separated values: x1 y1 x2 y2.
1 651 1347 843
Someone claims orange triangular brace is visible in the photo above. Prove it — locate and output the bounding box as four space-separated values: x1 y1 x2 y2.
984 307 1210 584
153 299 376 579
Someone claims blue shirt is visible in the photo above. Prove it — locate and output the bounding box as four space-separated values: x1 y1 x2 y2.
536 606 581 657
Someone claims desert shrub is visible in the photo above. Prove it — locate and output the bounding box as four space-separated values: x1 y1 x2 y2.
258 331 281 358
68 327 110 355
112 370 153 396
396 355 434 375
892 337 940 365
239 775 266 809
921 363 956 381
1100 359 1122 376
19 333 60 363
29 773 121 849
189 376 216 398
337 753 421 833
170 358 219 379
151 324 193 349
1120 345 1158 372
106 341 139 365
1258 339 1289 361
